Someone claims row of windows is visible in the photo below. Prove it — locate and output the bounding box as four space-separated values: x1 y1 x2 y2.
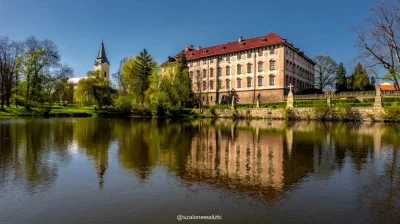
198 76 275 90
192 61 275 78
191 49 276 66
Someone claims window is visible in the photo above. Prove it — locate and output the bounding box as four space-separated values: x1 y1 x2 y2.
237 78 241 88
190 62 193 67
189 71 193 80
196 70 200 78
258 51 262 56
226 66 230 75
203 81 207 90
237 54 241 60
247 77 252 87
217 67 222 76
270 49 274 54
247 52 252 58
226 79 230 89
218 57 222 63
258 62 263 72
258 76 263 86
211 96 213 101
210 80 214 89
210 68 214 77
203 59 207 65
237 64 242 74
247 63 252 73
197 61 200 66
104 72 107 77
226 56 230 62
202 69 207 78
210 59 213 64
269 75 275 85
270 61 275 70
218 80 222 89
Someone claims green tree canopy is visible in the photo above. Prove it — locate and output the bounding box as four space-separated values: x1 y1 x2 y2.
121 49 156 107
351 63 370 91
335 62 347 92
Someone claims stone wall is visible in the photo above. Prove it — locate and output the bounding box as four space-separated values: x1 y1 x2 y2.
197 107 385 122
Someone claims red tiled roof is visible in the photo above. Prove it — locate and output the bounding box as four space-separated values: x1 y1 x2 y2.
380 84 400 91
163 32 315 65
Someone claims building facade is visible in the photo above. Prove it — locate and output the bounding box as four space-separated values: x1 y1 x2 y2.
161 32 315 104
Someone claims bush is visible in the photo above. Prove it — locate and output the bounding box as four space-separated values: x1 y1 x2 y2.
363 98 375 103
381 106 400 122
115 96 132 114
383 97 400 103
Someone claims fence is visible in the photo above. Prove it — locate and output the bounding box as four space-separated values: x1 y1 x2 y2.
284 90 400 100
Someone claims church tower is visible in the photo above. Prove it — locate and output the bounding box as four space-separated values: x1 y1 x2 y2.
94 40 110 82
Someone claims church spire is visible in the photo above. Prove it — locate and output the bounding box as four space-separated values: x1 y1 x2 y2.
94 40 109 65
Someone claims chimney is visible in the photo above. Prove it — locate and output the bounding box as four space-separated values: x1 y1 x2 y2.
197 46 201 50
238 36 243 42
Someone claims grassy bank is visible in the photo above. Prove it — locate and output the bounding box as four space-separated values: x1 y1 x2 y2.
0 105 205 118
0 105 95 117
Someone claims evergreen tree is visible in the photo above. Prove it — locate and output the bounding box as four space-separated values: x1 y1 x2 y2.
370 76 376 88
351 63 370 91
121 49 156 106
336 62 347 92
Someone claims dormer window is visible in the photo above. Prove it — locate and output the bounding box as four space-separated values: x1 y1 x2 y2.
240 42 246 46
261 38 266 42
221 46 226 50
203 50 208 53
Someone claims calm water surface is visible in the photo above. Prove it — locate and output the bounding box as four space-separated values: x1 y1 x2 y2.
0 118 399 224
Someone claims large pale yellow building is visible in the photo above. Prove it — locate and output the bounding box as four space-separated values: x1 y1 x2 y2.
161 32 315 104
94 40 110 82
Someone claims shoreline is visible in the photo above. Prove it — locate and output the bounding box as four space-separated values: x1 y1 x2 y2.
1 106 399 123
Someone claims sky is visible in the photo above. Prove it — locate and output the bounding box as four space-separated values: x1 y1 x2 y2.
0 0 378 79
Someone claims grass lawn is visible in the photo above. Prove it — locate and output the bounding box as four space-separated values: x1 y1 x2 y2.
0 105 95 117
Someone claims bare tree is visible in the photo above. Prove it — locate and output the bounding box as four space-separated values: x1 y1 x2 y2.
0 37 23 109
352 0 400 90
112 57 128 94
313 55 338 91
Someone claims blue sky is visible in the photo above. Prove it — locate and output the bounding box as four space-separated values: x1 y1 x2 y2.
0 0 377 78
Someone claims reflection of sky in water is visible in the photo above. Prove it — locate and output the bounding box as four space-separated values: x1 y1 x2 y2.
0 118 399 224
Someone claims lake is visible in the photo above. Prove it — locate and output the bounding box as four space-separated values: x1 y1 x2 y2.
0 118 399 224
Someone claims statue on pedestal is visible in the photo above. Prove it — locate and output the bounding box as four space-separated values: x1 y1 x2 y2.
256 94 260 109
374 85 382 108
286 83 294 109
231 95 235 110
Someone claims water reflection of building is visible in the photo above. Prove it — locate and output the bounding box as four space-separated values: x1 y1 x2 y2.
183 123 290 201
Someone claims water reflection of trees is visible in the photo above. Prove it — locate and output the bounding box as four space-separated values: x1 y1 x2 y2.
73 118 112 188
115 119 195 180
0 119 73 191
170 120 400 203
1 118 399 208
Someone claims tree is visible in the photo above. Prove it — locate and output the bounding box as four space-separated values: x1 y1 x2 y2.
21 36 70 109
313 55 338 91
74 70 115 108
370 76 376 87
121 49 156 106
173 52 192 106
351 63 370 91
336 62 347 92
0 37 23 109
112 57 128 94
352 0 400 90
144 67 173 115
